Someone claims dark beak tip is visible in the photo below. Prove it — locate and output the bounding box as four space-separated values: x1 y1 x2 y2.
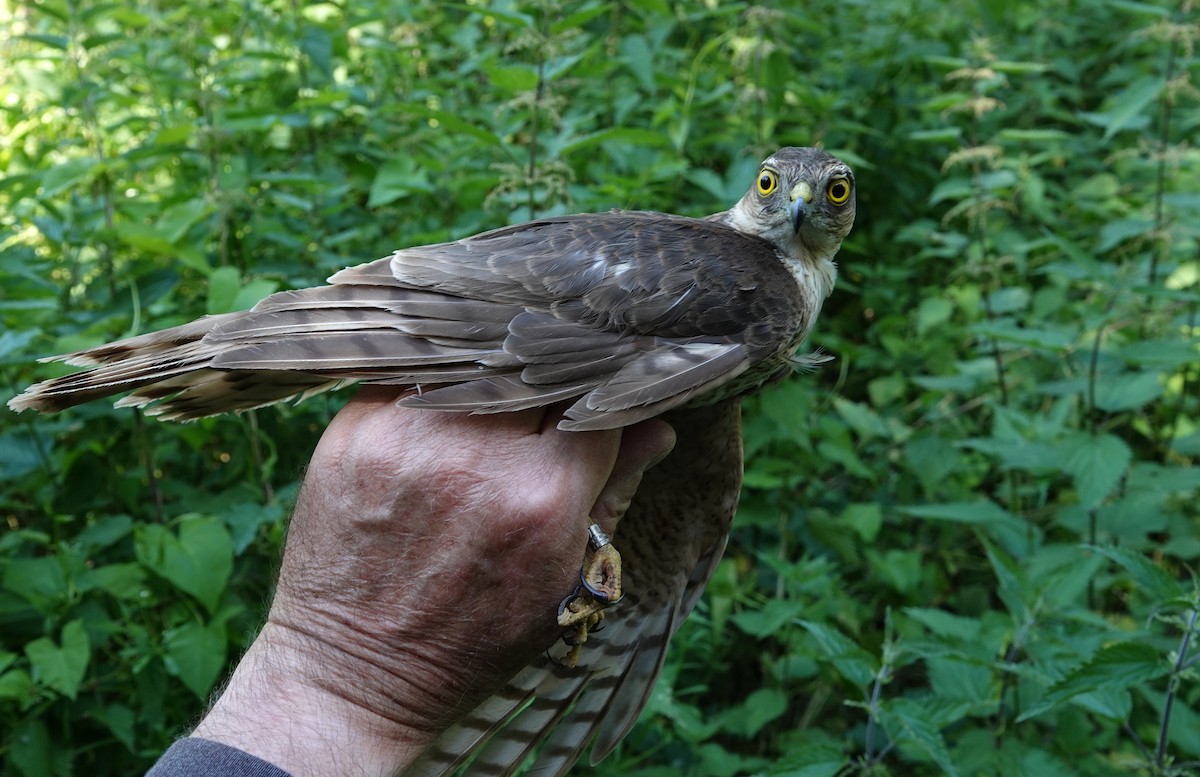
791 204 806 233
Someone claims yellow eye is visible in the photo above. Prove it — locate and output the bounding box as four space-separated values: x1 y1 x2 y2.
827 177 851 205
756 169 778 196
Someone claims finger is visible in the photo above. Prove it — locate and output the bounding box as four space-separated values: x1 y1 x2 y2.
589 419 676 533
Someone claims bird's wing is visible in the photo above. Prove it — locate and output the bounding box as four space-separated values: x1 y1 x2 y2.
9 212 804 428
406 401 743 777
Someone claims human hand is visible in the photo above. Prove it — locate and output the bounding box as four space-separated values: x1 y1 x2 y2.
191 387 676 776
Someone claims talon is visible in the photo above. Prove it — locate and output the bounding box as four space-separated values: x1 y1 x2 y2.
558 585 584 618
554 521 625 668
580 530 623 605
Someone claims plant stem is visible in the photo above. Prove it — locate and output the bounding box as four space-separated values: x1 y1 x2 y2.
134 410 164 522
1156 605 1199 767
247 410 274 504
527 8 551 218
1148 31 1178 288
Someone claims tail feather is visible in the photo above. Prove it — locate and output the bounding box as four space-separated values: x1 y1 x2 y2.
48 315 237 367
408 597 677 777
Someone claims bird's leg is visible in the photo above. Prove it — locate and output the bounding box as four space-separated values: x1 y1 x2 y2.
556 522 623 667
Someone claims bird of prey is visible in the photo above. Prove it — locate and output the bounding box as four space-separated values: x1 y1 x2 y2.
9 146 855 776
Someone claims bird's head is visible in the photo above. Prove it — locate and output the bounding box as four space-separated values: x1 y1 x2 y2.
730 147 856 262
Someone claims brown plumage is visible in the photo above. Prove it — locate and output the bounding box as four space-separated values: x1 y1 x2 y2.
9 146 856 775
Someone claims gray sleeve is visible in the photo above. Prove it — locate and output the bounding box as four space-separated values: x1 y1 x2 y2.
146 737 294 777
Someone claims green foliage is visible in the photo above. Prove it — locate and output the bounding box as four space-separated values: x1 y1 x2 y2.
1 0 1198 775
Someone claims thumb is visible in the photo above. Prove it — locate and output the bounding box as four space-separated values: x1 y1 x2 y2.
589 419 676 533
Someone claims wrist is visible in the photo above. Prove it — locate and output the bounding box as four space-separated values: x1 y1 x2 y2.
192 621 433 777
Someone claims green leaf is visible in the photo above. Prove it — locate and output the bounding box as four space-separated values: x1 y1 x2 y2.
368 156 433 208
1092 371 1163 412
232 279 281 312
907 128 963 143
163 619 227 700
154 121 195 145
8 718 52 777
300 25 333 78
206 266 241 315
136 515 233 614
74 515 134 551
841 503 882 542
903 608 982 642
0 667 34 701
0 328 39 362
561 127 671 155
734 690 792 738
618 34 655 91
2 557 69 611
85 563 148 600
1101 77 1161 141
997 128 1070 142
730 599 806 638
916 296 953 335
156 198 210 244
796 620 876 686
484 63 538 93
0 431 45 481
900 500 1033 555
25 619 89 699
766 734 848 776
92 703 137 752
832 397 890 439
1059 432 1132 508
879 698 959 776
1084 545 1184 603
1018 642 1169 721
391 103 502 146
40 157 99 196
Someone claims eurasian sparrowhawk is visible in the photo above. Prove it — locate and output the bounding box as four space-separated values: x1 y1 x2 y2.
9 146 856 775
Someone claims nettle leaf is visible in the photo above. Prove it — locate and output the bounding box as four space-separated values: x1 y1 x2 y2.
983 538 1029 620
1018 642 1168 721
766 735 848 776
368 155 434 207
840 503 883 542
300 25 333 79
903 608 982 642
40 156 100 196
730 599 806 638
833 397 891 439
155 198 211 244
1139 687 1200 758
719 688 789 737
900 500 1034 556
1084 545 1184 603
1059 432 1132 508
1101 76 1162 141
483 62 539 93
796 620 876 686
1092 370 1163 412
879 698 959 776
136 515 233 614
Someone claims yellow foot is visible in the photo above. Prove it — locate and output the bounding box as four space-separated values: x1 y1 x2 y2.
556 524 623 668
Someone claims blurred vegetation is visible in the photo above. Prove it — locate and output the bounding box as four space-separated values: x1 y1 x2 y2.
1 0 1198 775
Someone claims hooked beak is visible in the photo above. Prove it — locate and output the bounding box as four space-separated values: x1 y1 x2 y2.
789 181 813 233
